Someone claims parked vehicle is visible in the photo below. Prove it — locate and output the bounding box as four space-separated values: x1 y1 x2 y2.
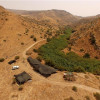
12 66 19 70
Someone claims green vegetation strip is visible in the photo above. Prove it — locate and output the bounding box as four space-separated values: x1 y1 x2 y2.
38 28 100 75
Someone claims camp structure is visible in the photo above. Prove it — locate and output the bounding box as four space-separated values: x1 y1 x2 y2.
8 60 16 65
63 72 75 81
27 57 57 77
14 71 31 85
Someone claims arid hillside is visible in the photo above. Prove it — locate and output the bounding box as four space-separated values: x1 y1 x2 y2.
0 6 59 59
71 18 100 59
9 9 81 26
0 6 100 100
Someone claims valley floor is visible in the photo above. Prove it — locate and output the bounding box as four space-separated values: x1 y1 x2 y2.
0 39 100 100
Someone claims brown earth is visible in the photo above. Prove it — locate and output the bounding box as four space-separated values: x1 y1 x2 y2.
70 18 100 59
9 9 81 27
0 6 100 100
0 39 100 100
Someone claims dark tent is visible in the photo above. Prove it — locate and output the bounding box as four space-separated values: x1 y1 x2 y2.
8 60 16 65
14 71 31 85
27 57 41 70
27 57 57 77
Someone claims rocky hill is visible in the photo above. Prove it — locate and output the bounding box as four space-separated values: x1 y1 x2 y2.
9 9 81 26
0 6 100 100
0 6 59 58
71 18 100 59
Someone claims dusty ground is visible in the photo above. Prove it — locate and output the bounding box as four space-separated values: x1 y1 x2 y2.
0 6 100 100
0 40 100 100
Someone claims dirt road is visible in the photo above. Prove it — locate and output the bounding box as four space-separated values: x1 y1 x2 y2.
23 39 46 58
22 39 100 94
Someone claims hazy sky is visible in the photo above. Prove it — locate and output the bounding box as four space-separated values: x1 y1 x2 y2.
0 0 100 16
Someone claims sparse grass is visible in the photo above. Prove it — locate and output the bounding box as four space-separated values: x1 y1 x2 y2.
94 92 100 100
85 96 90 100
0 58 5 62
72 86 77 92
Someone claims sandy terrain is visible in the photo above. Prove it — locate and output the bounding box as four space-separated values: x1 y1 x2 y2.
0 40 100 100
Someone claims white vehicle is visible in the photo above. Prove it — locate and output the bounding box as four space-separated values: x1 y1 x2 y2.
12 66 19 70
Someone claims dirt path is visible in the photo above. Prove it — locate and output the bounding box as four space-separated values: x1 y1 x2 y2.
22 39 100 94
47 80 100 93
23 39 46 59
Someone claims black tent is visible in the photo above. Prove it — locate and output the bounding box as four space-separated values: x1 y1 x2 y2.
14 71 31 85
8 60 16 65
27 57 57 77
27 57 41 70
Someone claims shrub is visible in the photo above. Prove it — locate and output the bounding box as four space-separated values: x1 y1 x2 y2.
0 58 5 62
95 56 98 59
94 92 100 100
26 52 32 55
72 86 77 92
3 40 6 42
90 34 96 45
33 49 38 52
85 96 90 100
37 56 42 62
21 42 24 45
15 56 20 60
18 85 23 91
83 53 90 58
80 49 84 52
12 78 16 84
33 37 37 42
64 97 74 100
30 35 34 38
73 66 85 73
66 37 70 40
47 38 51 42
44 34 47 38
68 46 71 51
25 29 29 33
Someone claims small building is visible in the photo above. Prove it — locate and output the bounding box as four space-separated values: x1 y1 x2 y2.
27 57 57 77
63 72 75 81
14 71 31 85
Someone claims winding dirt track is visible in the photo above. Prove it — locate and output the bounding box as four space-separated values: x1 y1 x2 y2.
23 39 46 58
22 39 100 94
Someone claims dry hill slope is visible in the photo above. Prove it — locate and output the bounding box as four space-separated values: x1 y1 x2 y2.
0 6 59 59
0 6 100 100
9 9 81 26
71 18 100 58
